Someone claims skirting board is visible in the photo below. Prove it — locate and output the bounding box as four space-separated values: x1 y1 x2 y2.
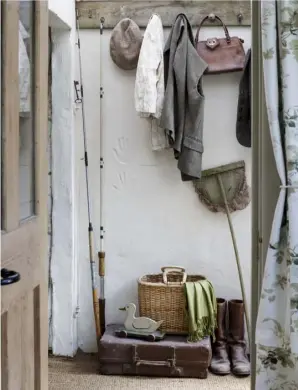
75 1 251 29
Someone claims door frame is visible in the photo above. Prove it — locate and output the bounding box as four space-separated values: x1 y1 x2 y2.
47 13 79 356
251 1 281 388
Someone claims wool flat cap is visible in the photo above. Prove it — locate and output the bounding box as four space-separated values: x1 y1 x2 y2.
110 18 143 70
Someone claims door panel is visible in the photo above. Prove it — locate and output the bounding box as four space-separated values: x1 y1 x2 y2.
1 1 49 389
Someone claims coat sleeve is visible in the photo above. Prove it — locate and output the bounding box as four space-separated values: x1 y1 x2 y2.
134 15 164 118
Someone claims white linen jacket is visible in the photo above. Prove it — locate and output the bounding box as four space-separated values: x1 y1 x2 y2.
134 14 169 151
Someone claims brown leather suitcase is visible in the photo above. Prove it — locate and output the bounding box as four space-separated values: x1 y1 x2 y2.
99 324 212 379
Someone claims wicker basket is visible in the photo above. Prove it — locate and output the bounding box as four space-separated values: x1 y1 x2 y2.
138 266 205 334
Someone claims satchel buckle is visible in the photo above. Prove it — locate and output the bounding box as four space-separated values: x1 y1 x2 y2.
205 37 219 50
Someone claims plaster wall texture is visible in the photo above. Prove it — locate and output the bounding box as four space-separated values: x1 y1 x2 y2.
76 26 252 352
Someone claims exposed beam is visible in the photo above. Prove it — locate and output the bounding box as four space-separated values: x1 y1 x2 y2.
75 1 251 29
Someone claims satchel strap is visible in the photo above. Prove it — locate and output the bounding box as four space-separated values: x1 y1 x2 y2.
195 15 231 44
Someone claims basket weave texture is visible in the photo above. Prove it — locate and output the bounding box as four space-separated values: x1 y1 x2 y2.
138 271 205 334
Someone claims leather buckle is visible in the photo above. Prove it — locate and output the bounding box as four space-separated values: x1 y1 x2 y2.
205 37 219 50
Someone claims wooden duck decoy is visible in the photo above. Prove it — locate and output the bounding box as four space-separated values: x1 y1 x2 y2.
119 303 163 334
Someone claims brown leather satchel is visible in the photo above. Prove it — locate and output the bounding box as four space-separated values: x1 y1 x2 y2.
195 15 245 75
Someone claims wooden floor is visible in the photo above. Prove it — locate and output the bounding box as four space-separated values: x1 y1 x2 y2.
48 353 250 390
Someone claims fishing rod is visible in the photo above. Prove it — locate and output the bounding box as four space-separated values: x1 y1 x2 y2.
75 9 101 346
98 16 106 337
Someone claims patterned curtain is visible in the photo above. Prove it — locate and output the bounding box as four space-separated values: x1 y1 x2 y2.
256 1 298 389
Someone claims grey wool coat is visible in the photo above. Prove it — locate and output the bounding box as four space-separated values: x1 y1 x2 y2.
160 14 208 181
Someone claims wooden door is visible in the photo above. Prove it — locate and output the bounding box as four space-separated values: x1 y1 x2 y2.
1 1 49 389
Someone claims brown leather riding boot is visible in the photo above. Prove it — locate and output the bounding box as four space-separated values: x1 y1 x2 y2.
210 298 230 375
228 299 250 376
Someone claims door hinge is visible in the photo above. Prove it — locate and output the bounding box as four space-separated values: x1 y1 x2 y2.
100 87 104 99
74 80 83 103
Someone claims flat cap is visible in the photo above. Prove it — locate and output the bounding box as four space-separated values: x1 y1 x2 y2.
110 18 143 70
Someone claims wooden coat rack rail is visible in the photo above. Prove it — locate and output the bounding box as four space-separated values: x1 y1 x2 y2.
75 0 252 29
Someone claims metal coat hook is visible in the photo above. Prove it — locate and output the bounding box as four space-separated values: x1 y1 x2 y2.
208 13 216 22
237 13 243 24
100 17 105 35
207 12 244 25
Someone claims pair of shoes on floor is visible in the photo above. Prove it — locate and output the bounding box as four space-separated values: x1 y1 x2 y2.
209 298 250 377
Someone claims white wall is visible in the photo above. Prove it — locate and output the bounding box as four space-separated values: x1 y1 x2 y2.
49 0 74 29
48 0 79 357
77 26 252 352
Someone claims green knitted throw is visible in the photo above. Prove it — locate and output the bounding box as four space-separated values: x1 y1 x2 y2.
184 280 217 342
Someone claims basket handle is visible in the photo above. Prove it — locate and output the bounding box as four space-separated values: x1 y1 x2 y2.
161 266 187 285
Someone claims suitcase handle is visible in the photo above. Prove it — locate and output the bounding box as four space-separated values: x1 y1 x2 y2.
161 266 187 285
135 358 174 367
